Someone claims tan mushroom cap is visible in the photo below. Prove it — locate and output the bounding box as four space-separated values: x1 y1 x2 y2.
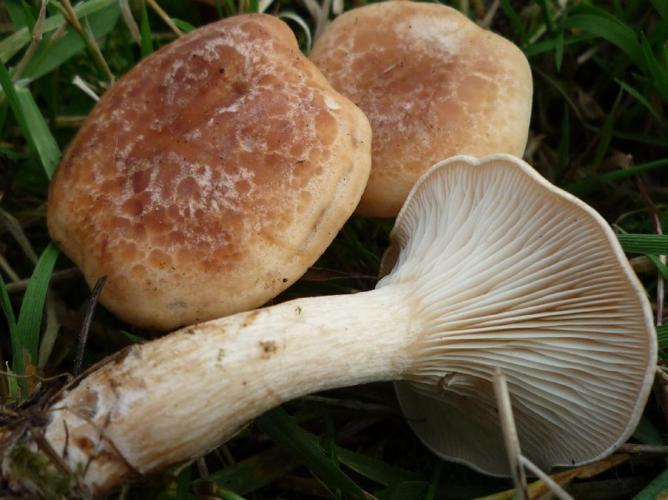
48 14 372 330
379 155 656 475
311 1 533 216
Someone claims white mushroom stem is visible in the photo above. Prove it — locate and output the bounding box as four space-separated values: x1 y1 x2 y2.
64 287 414 453
7 286 418 496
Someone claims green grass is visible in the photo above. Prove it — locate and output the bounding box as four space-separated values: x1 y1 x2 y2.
1 0 667 498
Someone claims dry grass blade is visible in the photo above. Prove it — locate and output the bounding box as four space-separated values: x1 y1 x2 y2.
11 0 48 82
493 368 574 500
631 256 657 274
0 254 21 282
73 276 107 375
479 455 630 500
36 293 60 369
0 0 117 63
258 0 275 13
54 0 115 84
146 0 183 36
6 268 81 294
519 457 573 500
618 443 668 454
72 75 100 101
119 0 141 43
1 208 41 265
278 12 313 52
493 368 528 500
479 0 500 29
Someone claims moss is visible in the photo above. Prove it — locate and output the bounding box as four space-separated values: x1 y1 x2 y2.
8 442 80 500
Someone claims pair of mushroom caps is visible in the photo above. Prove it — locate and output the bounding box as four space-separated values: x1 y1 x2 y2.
7 155 656 497
47 1 532 331
31 1 655 496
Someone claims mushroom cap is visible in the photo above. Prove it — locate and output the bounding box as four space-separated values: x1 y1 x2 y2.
48 15 372 329
311 1 533 217
379 155 656 475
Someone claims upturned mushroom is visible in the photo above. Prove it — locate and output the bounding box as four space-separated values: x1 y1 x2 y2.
47 14 372 330
3 155 655 496
311 1 533 216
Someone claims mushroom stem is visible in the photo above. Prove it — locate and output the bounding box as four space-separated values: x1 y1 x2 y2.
3 285 416 496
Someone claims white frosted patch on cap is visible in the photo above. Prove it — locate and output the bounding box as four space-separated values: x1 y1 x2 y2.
324 95 341 110
396 14 467 54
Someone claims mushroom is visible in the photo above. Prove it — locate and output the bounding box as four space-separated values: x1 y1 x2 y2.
310 1 533 216
3 155 655 496
47 14 372 330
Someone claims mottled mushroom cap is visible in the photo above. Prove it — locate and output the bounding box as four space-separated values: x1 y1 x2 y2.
48 14 372 329
311 1 533 216
379 155 656 475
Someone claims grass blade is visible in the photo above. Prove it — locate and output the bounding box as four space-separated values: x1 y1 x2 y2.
12 243 59 393
640 34 668 103
562 10 643 67
648 15 668 45
615 229 668 279
566 157 668 195
554 28 565 71
213 0 224 18
51 0 115 85
0 0 116 63
13 87 61 179
591 88 622 170
0 208 38 263
535 0 554 34
617 234 668 255
6 0 36 31
37 294 60 369
204 447 299 495
634 469 668 499
119 0 140 45
375 481 426 500
615 78 665 124
651 0 668 18
524 33 594 58
647 255 668 282
425 464 441 500
0 273 17 334
140 1 154 58
647 255 668 281
175 465 195 500
633 416 664 445
172 19 196 33
533 67 584 125
22 3 121 82
218 490 246 500
335 447 422 485
498 0 526 45
256 408 370 499
657 324 668 350
0 62 60 179
278 12 313 52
